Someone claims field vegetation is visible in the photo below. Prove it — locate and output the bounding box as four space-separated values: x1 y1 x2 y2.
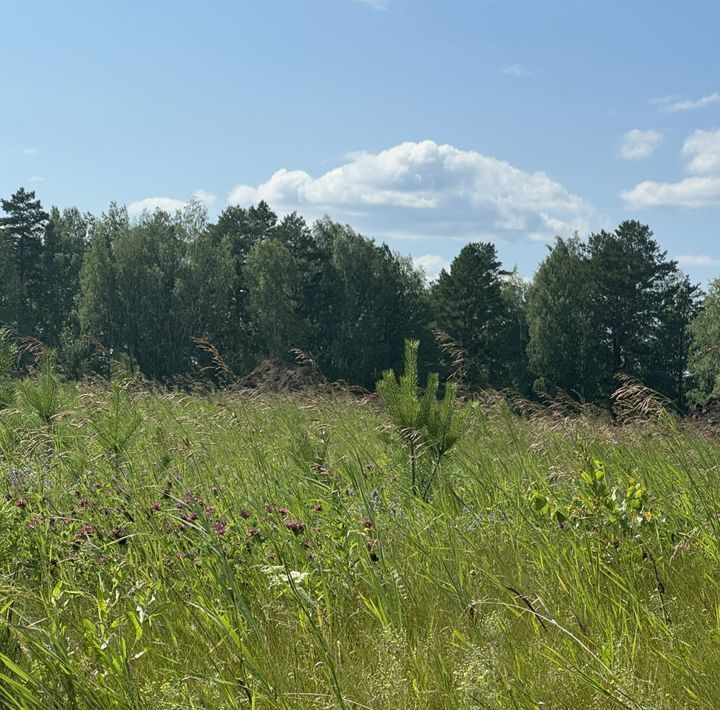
0 351 718 708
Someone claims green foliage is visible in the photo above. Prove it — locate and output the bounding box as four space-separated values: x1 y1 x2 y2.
527 236 593 397
310 219 430 387
0 386 716 706
688 278 720 405
431 242 525 390
531 460 660 536
587 221 681 402
89 382 142 457
0 233 21 328
0 185 710 411
528 223 700 408
0 187 49 334
0 328 17 408
38 206 89 347
377 339 467 499
243 238 303 359
16 358 64 425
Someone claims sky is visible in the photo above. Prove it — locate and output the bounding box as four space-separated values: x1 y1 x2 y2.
2 0 720 282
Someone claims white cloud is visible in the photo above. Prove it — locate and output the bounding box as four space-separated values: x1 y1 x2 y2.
683 129 720 175
655 92 720 113
619 129 663 160
502 64 535 77
228 140 591 243
127 197 187 216
22 147 38 155
676 254 720 268
622 176 720 209
353 0 388 10
127 189 217 216
413 254 451 281
192 189 217 206
622 128 720 208
27 175 45 183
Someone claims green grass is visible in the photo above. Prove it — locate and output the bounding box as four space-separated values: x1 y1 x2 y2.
0 380 718 708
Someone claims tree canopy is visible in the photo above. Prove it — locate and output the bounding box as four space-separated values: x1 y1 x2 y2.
0 185 715 410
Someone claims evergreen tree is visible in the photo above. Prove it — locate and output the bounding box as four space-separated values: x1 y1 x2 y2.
499 271 532 394
646 273 700 408
0 235 20 328
587 220 678 402
431 242 512 389
526 236 594 398
0 187 49 333
688 280 720 405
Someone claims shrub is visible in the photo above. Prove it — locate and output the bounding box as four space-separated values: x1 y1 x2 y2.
376 339 467 500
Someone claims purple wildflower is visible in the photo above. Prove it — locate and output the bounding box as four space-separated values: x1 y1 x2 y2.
28 514 46 528
284 520 305 535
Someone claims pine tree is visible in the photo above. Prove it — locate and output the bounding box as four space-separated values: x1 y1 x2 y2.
0 234 20 328
431 242 512 389
688 280 720 405
587 220 678 402
526 236 594 398
0 187 49 333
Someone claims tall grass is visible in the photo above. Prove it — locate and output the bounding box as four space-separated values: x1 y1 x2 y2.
0 376 717 707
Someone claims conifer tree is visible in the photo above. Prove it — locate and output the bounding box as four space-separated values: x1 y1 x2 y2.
0 187 49 333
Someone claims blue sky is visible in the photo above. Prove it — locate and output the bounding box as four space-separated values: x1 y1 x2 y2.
2 0 720 281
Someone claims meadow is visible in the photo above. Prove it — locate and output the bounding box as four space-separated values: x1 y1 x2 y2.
0 371 719 708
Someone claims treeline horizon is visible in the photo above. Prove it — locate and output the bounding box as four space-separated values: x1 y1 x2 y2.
2 185 720 409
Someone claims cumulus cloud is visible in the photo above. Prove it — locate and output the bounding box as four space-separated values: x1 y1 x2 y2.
619 129 663 160
676 254 720 268
655 92 720 113
127 197 187 216
127 190 217 216
623 177 720 209
413 254 451 281
228 140 590 243
192 189 217 206
622 128 720 208
683 129 720 175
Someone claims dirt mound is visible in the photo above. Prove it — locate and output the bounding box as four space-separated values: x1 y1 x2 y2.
689 398 720 427
237 357 326 393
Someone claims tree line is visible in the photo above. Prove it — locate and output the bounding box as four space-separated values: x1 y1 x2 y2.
1 186 719 409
